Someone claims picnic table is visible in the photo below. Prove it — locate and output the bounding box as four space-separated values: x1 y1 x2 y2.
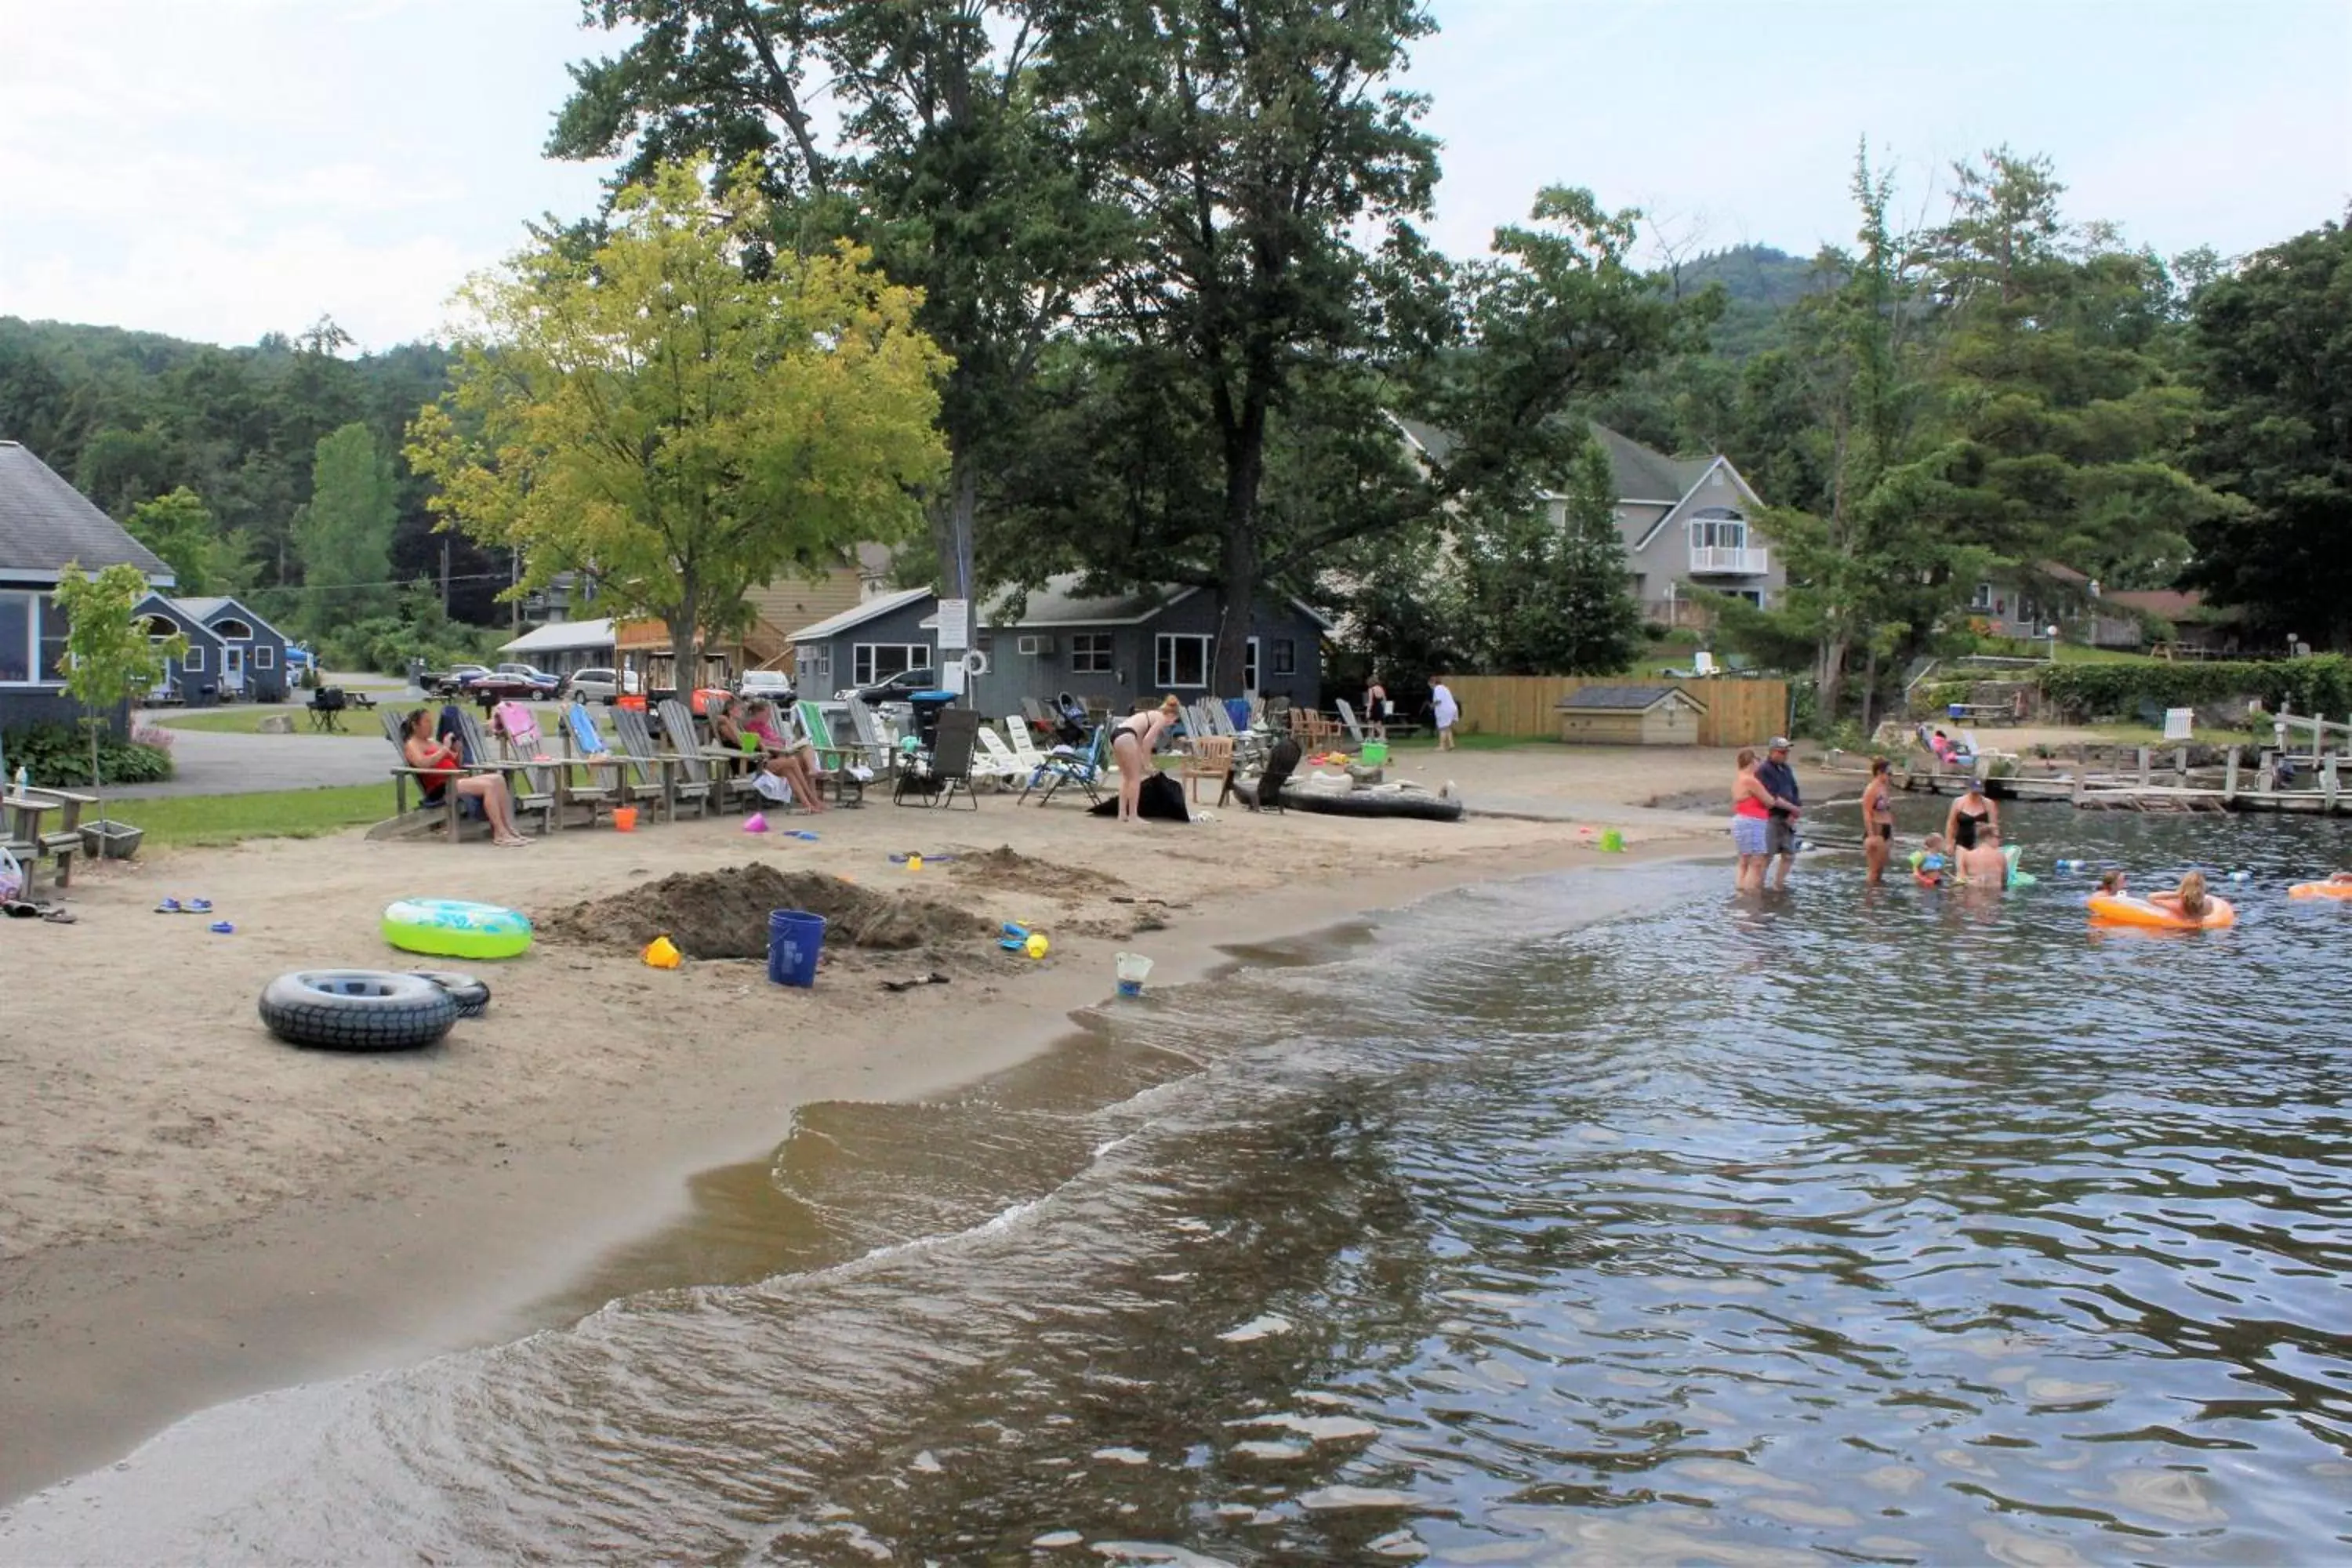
4 790 82 891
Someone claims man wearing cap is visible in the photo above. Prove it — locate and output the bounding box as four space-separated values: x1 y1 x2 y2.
1754 736 1802 890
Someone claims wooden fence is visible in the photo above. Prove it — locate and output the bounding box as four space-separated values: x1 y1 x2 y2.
1450 675 1790 748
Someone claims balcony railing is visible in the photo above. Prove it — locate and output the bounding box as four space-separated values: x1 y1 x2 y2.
1689 544 1768 575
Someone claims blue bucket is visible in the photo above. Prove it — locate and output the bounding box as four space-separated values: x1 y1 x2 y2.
768 909 826 988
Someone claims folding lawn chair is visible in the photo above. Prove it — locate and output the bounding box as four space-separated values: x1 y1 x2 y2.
1022 723 1108 808
893 706 982 810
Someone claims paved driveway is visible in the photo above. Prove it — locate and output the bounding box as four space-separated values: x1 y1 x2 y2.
114 708 396 799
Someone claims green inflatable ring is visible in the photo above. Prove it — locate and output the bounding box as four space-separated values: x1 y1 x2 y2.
383 898 534 960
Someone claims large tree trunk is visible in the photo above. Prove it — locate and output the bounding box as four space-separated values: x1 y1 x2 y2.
1817 630 1849 726
1212 416 1265 701
667 567 699 695
930 449 977 601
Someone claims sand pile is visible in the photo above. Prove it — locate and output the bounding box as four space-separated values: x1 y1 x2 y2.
541 865 991 960
947 845 1126 898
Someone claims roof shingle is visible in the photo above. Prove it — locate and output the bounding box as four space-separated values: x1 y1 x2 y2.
0 441 171 580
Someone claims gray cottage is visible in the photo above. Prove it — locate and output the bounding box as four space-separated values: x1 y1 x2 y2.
130 593 229 706
0 439 176 734
172 597 292 703
789 574 1328 713
1392 416 1784 630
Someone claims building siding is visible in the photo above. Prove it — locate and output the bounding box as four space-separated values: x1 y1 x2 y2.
133 595 227 706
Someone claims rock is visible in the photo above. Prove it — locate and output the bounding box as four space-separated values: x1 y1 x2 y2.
256 713 295 734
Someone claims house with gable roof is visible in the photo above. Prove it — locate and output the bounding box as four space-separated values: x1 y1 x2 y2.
1389 416 1784 630
0 438 176 734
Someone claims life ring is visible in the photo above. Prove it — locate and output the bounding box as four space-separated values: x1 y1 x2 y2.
408 970 491 1018
2086 892 2236 931
2288 880 2352 900
383 898 533 960
260 970 459 1052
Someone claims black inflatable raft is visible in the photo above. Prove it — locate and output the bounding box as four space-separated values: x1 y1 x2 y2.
1231 778 1465 822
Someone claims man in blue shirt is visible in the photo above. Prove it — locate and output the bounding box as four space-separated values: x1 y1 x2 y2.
1753 735 1802 890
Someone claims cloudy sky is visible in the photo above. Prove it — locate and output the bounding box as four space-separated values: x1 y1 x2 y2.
2 0 2346 351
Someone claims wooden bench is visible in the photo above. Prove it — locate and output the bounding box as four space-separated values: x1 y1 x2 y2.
4 788 92 891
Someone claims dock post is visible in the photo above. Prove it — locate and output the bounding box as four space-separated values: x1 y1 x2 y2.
2071 770 2084 807
2138 746 2151 786
2225 747 2239 802
2174 746 2189 784
2328 756 2341 814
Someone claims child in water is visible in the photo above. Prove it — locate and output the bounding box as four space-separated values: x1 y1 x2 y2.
2096 869 2129 896
1909 833 1951 887
2151 870 2211 920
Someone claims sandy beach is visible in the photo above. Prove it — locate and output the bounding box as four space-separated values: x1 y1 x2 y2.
0 745 1791 1504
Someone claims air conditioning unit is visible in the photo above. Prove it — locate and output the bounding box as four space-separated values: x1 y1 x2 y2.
1017 634 1057 656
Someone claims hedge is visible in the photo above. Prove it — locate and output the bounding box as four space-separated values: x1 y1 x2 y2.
2 721 176 787
2038 655 2352 720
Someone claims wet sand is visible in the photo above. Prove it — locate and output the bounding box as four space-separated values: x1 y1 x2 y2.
0 745 1776 1504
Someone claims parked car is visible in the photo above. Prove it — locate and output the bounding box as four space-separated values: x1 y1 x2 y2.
431 663 493 695
738 670 796 705
561 666 638 705
493 662 564 698
849 667 941 706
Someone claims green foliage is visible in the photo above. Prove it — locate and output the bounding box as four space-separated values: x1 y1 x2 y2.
125 486 250 597
296 423 397 635
2182 220 2352 646
2037 654 2352 719
315 583 504 675
1457 437 1643 674
53 561 185 820
1 722 173 787
410 159 949 673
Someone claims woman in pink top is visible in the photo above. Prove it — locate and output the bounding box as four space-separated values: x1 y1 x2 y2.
1730 748 1778 891
743 701 827 812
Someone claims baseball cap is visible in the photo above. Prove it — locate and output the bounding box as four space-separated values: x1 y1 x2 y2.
1767 735 1791 750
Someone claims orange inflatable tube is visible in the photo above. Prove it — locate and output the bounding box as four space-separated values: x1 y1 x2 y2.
2086 892 2235 931
2288 880 2352 900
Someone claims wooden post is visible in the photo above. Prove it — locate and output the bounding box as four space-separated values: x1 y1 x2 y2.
2316 714 2326 766
2071 770 2085 807
2173 746 2189 784
2327 756 2341 814
2224 746 2239 802
2138 746 2151 786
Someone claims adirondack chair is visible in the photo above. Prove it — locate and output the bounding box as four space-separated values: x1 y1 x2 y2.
613 704 710 819
845 699 901 778
1334 699 1367 746
791 700 868 805
493 699 609 828
377 706 488 840
1182 735 1236 804
894 706 982 810
454 708 557 833
658 697 759 811
563 702 664 817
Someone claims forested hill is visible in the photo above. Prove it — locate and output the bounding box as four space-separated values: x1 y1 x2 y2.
0 317 504 620
1679 245 1831 359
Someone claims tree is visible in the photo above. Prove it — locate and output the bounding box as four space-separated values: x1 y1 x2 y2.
1045 0 1443 695
2183 219 2352 646
52 562 183 834
550 2 1118 609
126 485 249 597
1457 437 1643 675
406 159 949 676
295 423 397 636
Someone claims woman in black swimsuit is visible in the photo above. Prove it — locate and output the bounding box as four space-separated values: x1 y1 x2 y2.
1944 782 1997 851
1112 695 1183 823
1861 757 1896 884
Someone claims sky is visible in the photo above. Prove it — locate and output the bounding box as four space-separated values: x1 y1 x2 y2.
2 0 2347 352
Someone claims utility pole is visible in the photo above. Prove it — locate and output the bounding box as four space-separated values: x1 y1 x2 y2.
441 536 451 616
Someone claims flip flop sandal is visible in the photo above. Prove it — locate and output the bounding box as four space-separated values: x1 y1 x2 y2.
154 898 183 913
209 920 234 935
41 909 76 924
186 898 214 913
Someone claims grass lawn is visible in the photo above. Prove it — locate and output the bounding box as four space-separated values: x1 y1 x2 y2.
2089 721 2266 747
118 784 397 848
155 709 358 736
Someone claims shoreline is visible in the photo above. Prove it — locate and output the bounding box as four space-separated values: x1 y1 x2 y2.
1 789 1720 1508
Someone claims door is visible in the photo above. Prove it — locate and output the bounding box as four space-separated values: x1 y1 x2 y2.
223 644 245 695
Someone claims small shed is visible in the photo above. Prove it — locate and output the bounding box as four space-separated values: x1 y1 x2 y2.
131 592 227 706
1555 684 1707 746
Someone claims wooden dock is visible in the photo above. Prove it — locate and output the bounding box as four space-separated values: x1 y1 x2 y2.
1822 743 2352 817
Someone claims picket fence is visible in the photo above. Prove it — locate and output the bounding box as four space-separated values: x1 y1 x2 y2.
1450 675 1790 748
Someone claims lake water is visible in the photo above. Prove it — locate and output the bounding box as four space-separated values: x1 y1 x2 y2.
5 808 2350 1564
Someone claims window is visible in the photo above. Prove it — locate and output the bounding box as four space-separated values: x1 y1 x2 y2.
1969 582 1996 612
1270 637 1296 676
1153 633 1210 688
1069 632 1114 673
255 644 275 670
2018 596 2039 626
38 601 67 681
797 645 830 691
852 643 928 685
0 591 32 684
1688 508 1747 550
183 644 206 672
1243 637 1260 693
213 617 253 640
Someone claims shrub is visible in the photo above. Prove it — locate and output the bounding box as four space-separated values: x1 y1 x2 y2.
2 722 174 787
2038 655 2352 720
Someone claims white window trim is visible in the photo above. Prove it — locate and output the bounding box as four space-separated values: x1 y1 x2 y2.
214 618 255 641
255 644 275 670
852 642 930 686
1243 635 1260 694
183 644 206 672
1269 637 1297 677
1153 633 1211 690
1069 631 1114 674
